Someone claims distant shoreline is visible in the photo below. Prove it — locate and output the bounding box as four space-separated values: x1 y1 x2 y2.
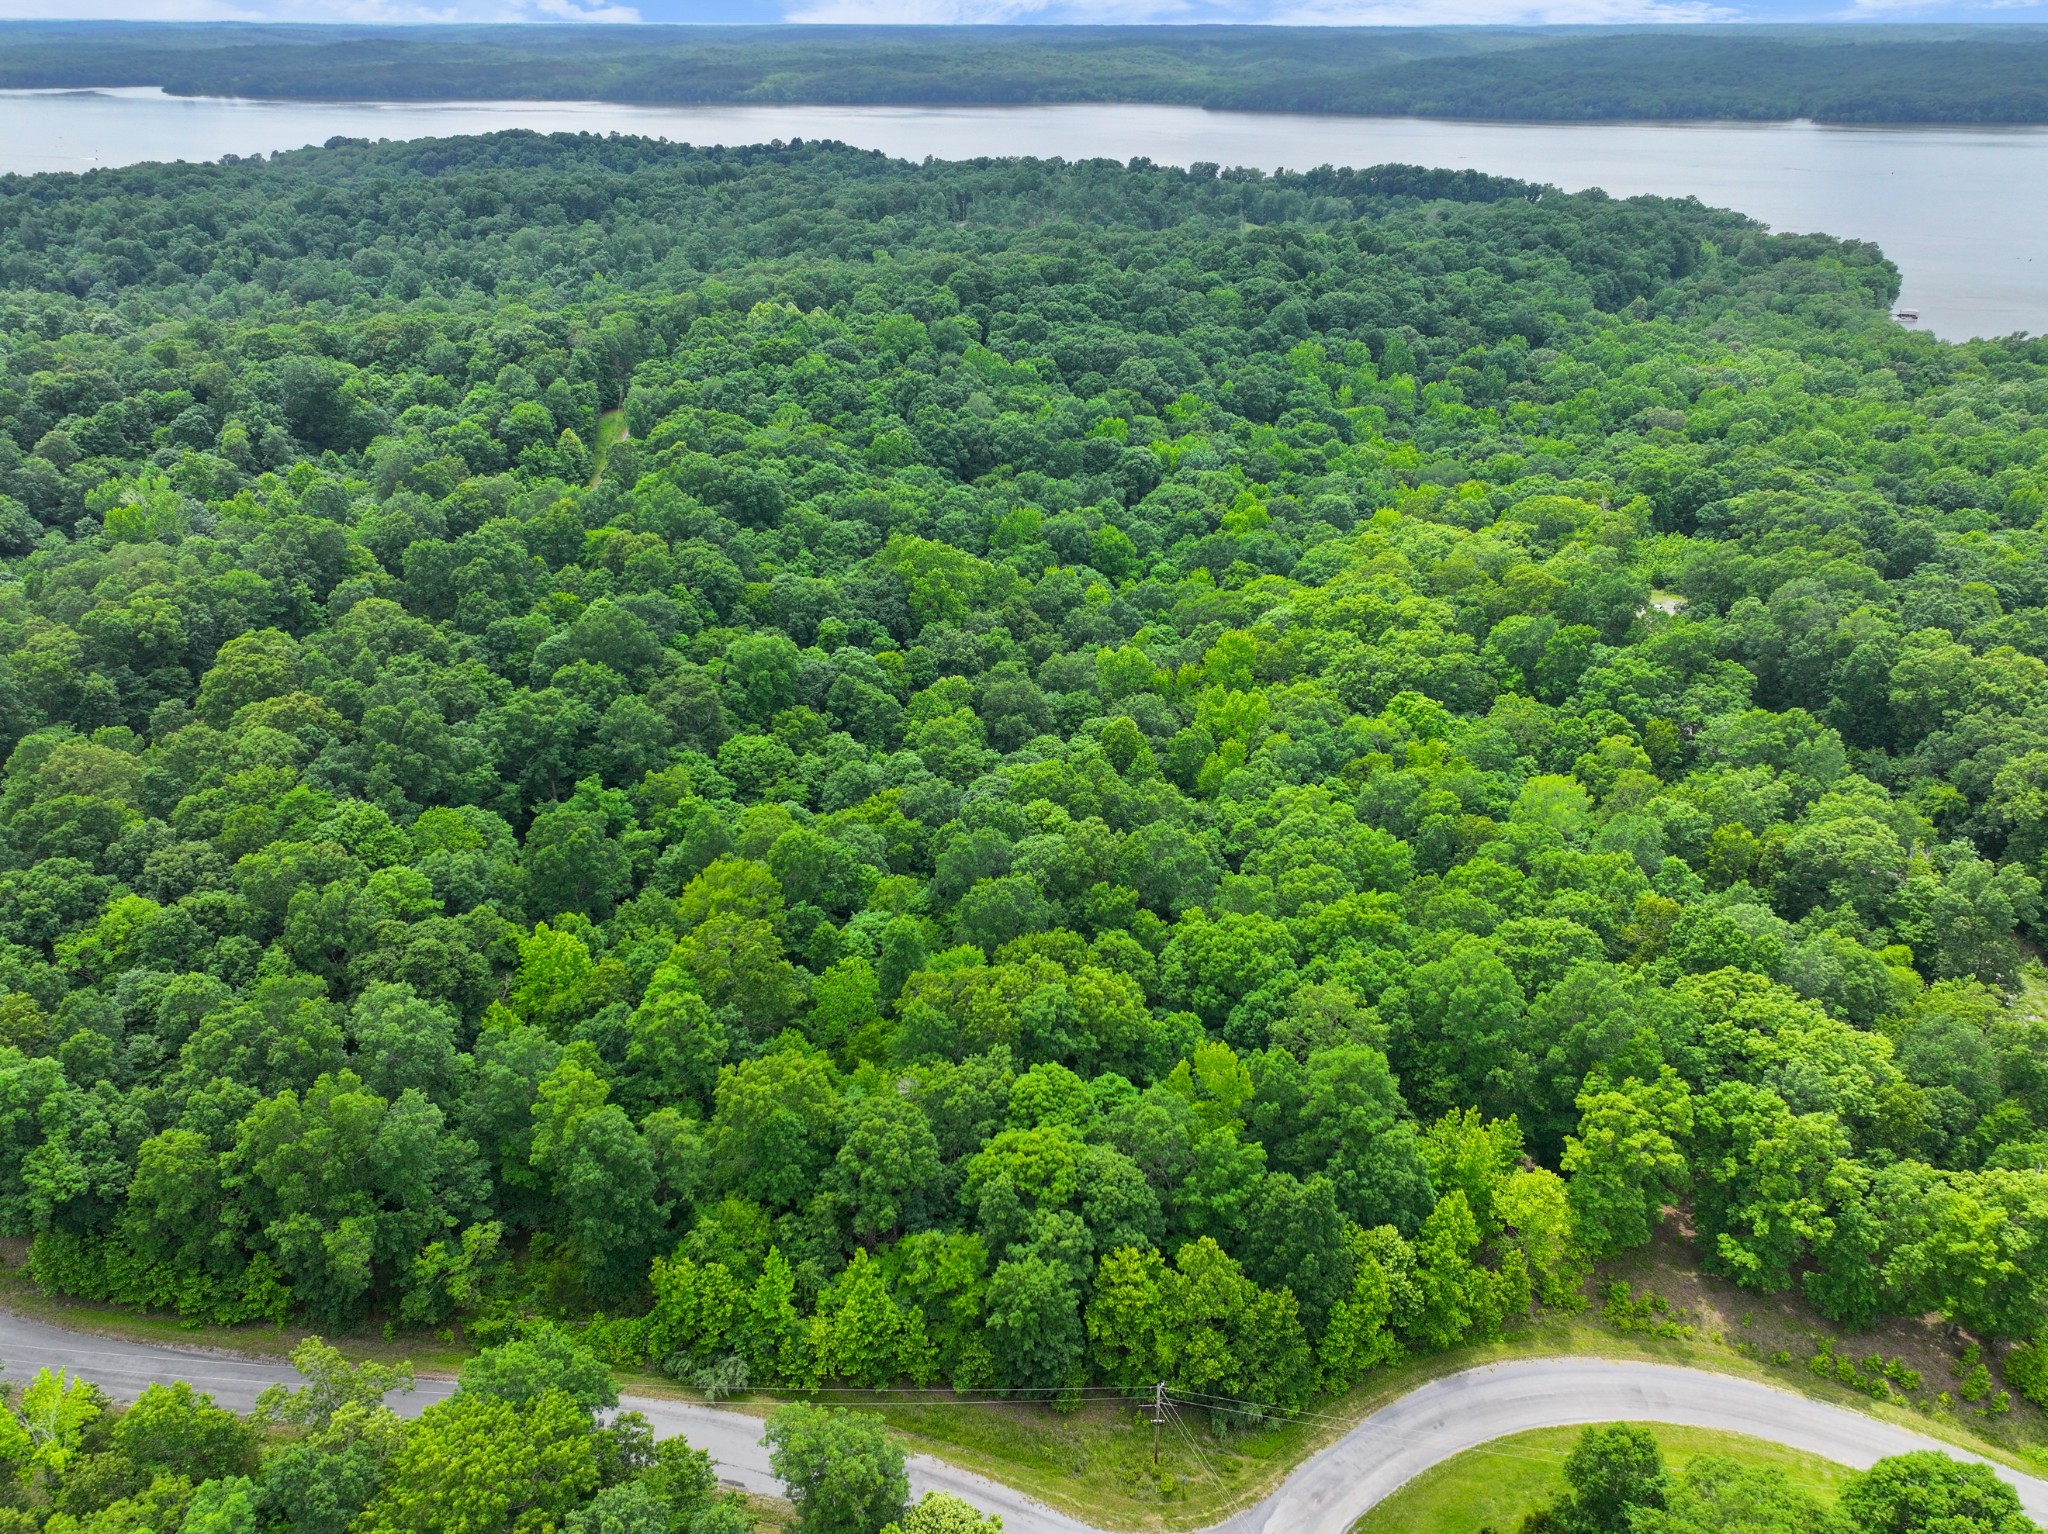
5 22 2048 126
12 87 2048 135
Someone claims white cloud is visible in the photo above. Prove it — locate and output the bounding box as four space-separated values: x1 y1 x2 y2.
1839 0 2040 12
785 0 1139 20
0 0 266 15
527 0 641 15
1269 0 1735 21
785 0 1729 19
0 0 639 18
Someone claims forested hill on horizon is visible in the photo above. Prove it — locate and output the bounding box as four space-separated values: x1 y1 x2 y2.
6 22 2048 125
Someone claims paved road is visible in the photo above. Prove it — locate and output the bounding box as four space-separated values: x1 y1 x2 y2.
0 1309 1088 1531
1214 1356 2048 1534
6 1309 2046 1532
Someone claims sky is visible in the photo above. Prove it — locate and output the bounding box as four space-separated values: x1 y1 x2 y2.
1 0 2043 29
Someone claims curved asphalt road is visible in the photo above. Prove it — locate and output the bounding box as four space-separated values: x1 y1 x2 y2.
0 1308 1087 1531
5 1308 2046 1532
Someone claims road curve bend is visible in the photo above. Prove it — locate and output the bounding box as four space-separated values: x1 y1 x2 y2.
0 1308 1089 1533
5 1308 2046 1534
1214 1356 2048 1534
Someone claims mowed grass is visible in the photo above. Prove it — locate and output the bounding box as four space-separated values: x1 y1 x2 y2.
1353 1423 1859 1534
588 407 628 484
603 1381 1328 1532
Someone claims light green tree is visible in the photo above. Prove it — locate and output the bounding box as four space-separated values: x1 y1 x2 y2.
879 1491 1005 1534
352 1388 599 1534
811 1249 936 1389
16 1368 101 1482
254 1336 414 1430
762 1404 907 1534
181 1475 259 1534
1562 1068 1693 1258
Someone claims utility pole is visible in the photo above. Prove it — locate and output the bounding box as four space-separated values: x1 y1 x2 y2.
1150 1381 1166 1465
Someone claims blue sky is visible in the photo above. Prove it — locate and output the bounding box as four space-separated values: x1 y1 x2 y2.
2 0 2042 29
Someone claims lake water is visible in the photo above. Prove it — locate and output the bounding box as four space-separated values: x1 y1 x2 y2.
2 86 2044 342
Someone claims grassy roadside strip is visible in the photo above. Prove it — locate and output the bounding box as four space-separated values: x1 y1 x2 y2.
1351 1423 1858 1534
690 1277 2048 1533
813 1315 2048 1534
0 1253 467 1378
8 1259 2042 1534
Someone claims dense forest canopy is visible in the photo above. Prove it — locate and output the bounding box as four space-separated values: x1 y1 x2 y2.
6 22 2048 124
2 132 2048 1454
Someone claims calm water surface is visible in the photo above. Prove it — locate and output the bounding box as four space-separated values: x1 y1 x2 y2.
2 87 2044 341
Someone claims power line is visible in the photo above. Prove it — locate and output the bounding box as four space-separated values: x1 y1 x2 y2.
1163 1394 1225 1487
660 1377 1586 1480
663 1385 1134 1405
794 1389 1130 1399
1157 1385 1591 1477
